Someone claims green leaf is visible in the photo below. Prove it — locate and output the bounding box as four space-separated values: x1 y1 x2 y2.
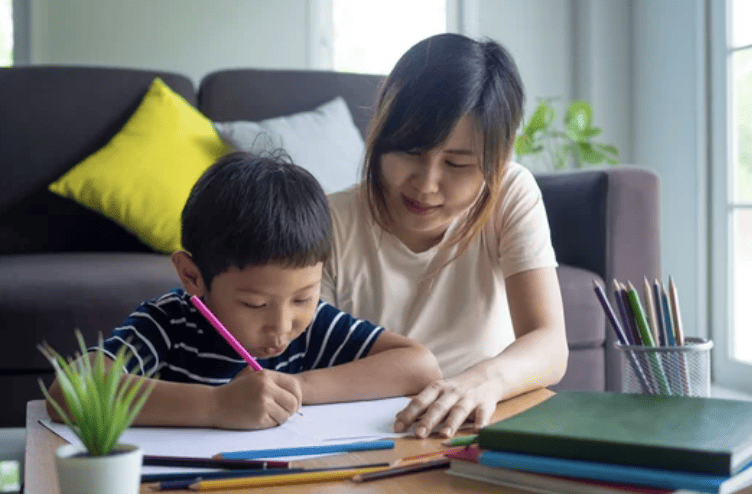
578 142 607 164
38 330 155 457
524 101 555 134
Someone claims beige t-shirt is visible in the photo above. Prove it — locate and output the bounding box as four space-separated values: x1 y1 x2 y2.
321 162 557 377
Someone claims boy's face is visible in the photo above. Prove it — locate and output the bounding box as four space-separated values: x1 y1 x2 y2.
202 263 322 359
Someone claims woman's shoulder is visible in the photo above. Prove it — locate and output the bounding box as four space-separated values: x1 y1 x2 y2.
327 183 367 224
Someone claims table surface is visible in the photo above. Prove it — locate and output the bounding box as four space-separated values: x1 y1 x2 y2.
25 389 752 494
26 390 556 494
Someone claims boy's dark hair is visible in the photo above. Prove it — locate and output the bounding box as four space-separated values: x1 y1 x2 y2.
181 151 332 288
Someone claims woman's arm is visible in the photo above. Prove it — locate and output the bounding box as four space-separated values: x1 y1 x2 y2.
394 266 568 438
292 331 442 404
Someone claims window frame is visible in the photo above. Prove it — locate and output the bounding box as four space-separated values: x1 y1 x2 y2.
710 0 752 393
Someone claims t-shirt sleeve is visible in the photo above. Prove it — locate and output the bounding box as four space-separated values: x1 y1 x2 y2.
97 299 173 376
495 163 558 277
303 301 384 370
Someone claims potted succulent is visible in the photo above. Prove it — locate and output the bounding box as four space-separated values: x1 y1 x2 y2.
515 99 619 170
38 330 154 494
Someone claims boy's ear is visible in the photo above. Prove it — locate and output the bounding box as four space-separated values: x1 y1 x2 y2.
171 251 208 297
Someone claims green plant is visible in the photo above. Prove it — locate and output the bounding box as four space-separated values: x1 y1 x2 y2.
515 99 619 170
38 330 155 456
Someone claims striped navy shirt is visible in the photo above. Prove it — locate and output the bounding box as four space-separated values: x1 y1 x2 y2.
99 289 384 385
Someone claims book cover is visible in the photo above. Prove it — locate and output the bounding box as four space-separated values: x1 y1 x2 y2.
445 446 676 494
477 391 752 475
477 449 752 494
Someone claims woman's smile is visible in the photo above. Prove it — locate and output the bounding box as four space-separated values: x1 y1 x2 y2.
403 196 439 215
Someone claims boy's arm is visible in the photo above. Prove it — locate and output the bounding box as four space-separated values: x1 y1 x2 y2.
45 352 302 430
293 331 442 404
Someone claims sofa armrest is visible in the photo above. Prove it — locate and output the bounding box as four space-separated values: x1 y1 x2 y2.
535 166 660 391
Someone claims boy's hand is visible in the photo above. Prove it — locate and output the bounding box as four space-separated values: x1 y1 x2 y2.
210 368 302 429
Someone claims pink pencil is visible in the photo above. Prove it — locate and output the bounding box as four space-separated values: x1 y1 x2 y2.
190 295 263 371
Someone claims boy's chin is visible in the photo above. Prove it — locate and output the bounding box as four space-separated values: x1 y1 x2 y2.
256 346 285 359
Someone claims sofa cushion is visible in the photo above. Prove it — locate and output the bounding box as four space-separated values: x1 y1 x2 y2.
0 253 180 371
47 78 229 254
214 97 364 193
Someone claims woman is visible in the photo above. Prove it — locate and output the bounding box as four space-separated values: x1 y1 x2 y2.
322 33 568 438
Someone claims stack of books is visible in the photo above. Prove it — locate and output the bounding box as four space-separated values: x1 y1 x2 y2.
445 391 752 494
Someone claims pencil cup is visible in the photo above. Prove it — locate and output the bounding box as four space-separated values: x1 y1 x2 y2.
615 338 713 397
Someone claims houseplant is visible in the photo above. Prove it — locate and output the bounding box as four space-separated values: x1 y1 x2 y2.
514 99 619 170
38 330 155 494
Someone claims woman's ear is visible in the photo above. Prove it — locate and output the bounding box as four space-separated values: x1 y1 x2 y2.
171 251 208 297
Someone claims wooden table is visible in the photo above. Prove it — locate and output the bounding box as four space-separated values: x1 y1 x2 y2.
25 389 555 493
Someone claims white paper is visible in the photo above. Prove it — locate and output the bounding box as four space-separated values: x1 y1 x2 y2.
40 396 411 473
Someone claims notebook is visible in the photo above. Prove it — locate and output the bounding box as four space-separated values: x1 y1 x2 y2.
444 446 677 494
476 449 752 494
477 391 752 475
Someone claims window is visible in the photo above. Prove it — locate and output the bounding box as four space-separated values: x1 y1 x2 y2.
711 0 752 393
309 0 476 75
0 0 11 65
331 0 447 75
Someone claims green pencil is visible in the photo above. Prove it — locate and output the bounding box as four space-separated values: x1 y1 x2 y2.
627 281 670 395
441 434 478 447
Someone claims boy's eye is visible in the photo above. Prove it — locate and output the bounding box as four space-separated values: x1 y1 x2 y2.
294 297 313 305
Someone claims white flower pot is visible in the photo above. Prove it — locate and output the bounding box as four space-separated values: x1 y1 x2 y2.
55 443 142 494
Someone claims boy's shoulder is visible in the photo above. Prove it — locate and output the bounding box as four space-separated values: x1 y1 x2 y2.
132 288 191 318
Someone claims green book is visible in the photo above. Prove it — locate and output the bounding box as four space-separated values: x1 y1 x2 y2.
478 391 752 475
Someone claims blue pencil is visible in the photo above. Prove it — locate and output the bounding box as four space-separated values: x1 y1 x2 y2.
661 286 676 346
652 280 667 346
218 439 395 460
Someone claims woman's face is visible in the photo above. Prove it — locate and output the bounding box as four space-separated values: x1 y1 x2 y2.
380 115 485 253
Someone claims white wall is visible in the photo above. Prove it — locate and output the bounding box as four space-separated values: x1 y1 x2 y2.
633 0 708 340
28 0 310 85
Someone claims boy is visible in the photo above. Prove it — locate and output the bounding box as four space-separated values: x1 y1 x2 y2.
47 151 441 430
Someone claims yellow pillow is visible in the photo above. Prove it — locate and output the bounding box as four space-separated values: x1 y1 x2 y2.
48 77 229 253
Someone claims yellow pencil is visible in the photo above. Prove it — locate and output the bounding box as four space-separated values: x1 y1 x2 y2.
188 466 387 490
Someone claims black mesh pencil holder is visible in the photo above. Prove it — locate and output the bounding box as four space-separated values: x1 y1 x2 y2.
615 337 713 397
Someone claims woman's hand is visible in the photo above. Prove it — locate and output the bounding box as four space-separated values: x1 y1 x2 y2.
393 368 503 438
210 368 303 429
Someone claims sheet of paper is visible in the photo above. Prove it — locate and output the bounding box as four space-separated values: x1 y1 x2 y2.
40 396 411 471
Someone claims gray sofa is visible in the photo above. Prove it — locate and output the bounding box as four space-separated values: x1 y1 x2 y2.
0 66 660 427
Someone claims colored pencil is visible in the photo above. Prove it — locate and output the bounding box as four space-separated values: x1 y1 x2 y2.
391 446 467 466
627 281 670 395
217 439 395 459
660 285 675 346
154 463 390 491
143 454 287 469
667 276 685 346
441 434 478 447
142 468 296 484
613 280 637 345
593 280 652 394
188 466 388 490
642 276 661 344
351 457 450 482
190 295 263 371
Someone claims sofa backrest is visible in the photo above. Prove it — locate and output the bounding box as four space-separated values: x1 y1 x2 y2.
0 66 196 254
198 69 385 138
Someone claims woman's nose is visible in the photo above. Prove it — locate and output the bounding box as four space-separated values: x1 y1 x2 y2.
412 155 442 194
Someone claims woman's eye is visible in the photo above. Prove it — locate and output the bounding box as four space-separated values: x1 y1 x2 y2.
404 149 422 156
242 302 265 309
446 160 472 168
